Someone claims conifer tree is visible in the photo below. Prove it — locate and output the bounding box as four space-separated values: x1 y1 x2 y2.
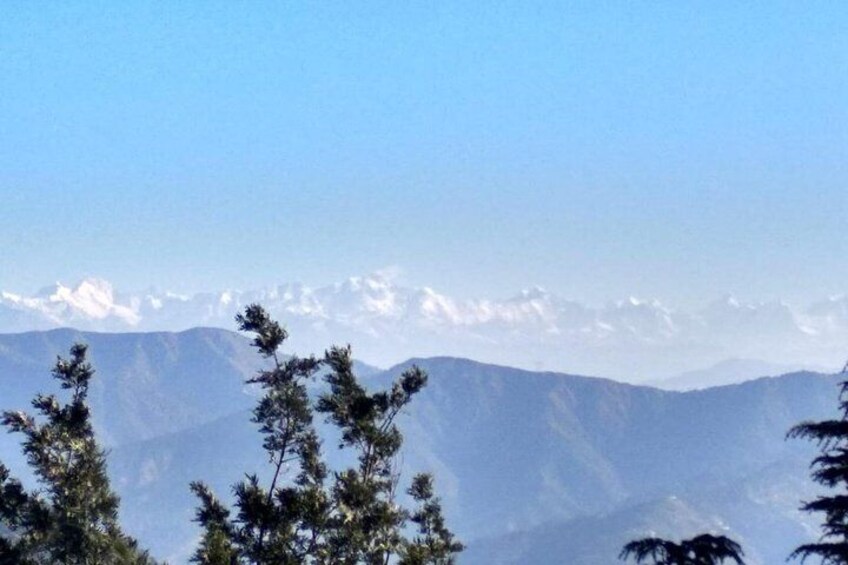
0 344 155 564
620 534 745 565
190 304 325 564
191 304 462 564
400 473 464 565
787 378 848 563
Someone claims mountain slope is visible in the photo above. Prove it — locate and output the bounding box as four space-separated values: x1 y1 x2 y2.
0 327 258 446
392 359 833 542
0 329 839 563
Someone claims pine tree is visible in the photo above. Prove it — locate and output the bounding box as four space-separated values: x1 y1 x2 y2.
316 344 426 563
189 482 238 565
620 534 745 565
0 344 155 565
787 378 848 563
191 304 462 564
400 474 464 565
191 304 325 564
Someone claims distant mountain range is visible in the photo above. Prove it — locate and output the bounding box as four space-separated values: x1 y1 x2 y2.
3 274 848 380
0 328 839 563
648 358 830 391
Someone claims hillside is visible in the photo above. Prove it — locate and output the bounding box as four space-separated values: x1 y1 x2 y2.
0 329 838 563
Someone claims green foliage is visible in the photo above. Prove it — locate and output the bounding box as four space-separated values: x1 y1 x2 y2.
188 482 237 565
788 379 848 563
400 474 464 565
620 534 745 565
191 304 462 564
0 344 156 565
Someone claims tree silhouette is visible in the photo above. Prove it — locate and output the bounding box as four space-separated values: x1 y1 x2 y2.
620 534 745 565
0 344 155 564
190 304 462 564
787 377 848 563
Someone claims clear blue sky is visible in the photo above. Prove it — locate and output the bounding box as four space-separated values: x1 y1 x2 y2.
2 2 847 306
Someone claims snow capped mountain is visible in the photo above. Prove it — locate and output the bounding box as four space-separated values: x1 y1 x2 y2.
0 278 140 330
0 273 844 380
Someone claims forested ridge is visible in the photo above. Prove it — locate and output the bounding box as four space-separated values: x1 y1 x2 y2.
1 306 846 564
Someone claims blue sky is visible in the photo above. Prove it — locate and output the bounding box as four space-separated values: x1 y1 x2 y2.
2 2 847 306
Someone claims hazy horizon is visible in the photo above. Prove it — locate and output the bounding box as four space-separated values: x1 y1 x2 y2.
2 270 846 382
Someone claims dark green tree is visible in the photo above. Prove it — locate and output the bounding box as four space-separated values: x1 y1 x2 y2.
191 304 325 564
191 304 462 564
0 344 155 565
787 378 848 563
399 474 463 565
189 482 238 565
620 534 745 565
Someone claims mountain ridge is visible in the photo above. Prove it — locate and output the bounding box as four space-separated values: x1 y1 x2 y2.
0 328 840 563
2 274 846 380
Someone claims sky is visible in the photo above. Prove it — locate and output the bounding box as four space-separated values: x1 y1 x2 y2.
1 1 847 308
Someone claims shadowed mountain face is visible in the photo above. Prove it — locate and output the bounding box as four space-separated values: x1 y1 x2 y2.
0 327 259 445
0 329 837 563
